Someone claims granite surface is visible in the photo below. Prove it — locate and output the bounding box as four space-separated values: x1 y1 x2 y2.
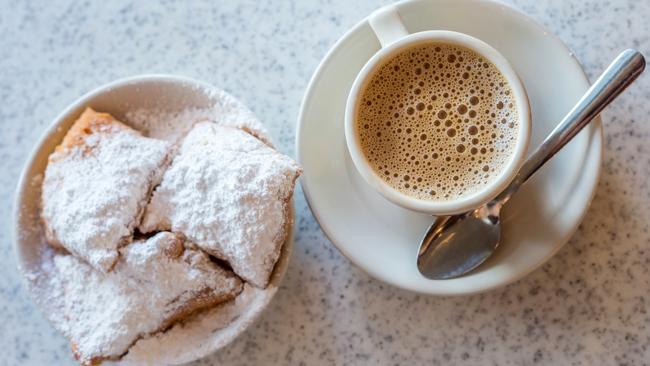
1 0 649 365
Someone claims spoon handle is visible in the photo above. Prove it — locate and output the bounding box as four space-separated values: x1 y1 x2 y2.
497 49 645 202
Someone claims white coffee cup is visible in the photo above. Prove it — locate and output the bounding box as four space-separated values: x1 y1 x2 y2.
344 5 531 215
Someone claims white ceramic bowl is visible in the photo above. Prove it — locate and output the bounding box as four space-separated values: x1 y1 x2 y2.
12 75 293 365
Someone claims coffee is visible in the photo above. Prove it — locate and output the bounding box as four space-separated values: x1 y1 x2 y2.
356 43 519 200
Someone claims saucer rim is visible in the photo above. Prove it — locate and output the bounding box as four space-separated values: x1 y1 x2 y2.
295 0 603 295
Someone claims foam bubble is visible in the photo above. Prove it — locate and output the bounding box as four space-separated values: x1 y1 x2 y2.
356 43 519 200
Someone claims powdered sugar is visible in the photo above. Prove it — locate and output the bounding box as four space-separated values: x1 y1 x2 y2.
126 88 270 145
41 109 170 272
45 232 242 364
123 283 272 365
28 86 299 365
140 123 301 288
126 107 210 144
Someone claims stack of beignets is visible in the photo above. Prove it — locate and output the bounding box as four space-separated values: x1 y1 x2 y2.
41 108 301 364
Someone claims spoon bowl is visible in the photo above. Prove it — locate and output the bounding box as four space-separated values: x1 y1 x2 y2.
417 209 500 279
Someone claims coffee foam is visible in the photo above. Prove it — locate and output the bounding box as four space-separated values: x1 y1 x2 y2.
356 43 519 201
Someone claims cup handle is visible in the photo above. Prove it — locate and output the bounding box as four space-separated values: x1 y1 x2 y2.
368 5 409 48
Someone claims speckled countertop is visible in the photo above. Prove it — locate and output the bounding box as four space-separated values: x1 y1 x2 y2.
1 0 649 365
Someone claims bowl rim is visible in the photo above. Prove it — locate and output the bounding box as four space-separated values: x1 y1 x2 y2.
12 73 295 363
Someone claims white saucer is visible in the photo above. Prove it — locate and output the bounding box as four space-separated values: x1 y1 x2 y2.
296 0 602 295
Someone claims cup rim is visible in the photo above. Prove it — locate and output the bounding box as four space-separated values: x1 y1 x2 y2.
344 30 531 215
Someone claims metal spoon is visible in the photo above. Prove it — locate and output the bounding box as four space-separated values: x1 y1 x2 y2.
417 49 646 280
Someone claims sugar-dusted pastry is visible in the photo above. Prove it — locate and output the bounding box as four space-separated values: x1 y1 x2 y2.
41 108 170 272
140 123 301 288
47 232 243 365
